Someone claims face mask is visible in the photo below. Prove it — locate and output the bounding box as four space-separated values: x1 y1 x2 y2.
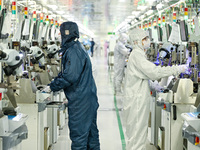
142 38 150 49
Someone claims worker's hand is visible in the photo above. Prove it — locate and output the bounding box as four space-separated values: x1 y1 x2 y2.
178 64 188 73
42 86 51 93
149 80 163 92
125 45 133 53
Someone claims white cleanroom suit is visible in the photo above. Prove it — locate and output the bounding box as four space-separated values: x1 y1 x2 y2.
114 33 130 93
124 28 187 150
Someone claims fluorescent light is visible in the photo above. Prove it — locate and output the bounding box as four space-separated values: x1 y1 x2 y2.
48 11 53 14
62 15 71 18
140 15 145 19
43 8 48 13
49 14 56 18
146 10 153 15
59 6 67 8
113 21 129 32
120 23 130 32
127 16 135 19
137 6 148 10
131 21 135 25
157 3 164 9
68 18 74 21
56 11 65 15
47 5 58 10
132 11 140 15
125 18 132 22
62 15 68 18
148 0 157 4
64 16 74 21
77 23 92 35
30 5 35 8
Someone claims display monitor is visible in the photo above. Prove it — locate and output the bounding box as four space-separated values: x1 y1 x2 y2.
148 28 153 41
12 41 20 50
21 20 25 40
33 21 38 40
179 20 189 42
49 27 52 40
32 41 39 46
166 23 172 41
157 26 163 42
21 19 29 40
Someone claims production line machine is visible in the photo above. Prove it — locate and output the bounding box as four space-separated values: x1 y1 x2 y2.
0 21 28 150
147 26 160 62
147 17 200 150
182 92 200 150
0 2 67 149
0 48 28 150
0 6 30 150
12 10 67 150
179 15 200 150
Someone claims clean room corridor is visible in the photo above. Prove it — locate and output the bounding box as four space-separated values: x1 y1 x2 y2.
95 53 124 150
53 51 124 150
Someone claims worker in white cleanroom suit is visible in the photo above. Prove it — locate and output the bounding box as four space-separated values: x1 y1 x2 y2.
114 33 130 94
123 28 187 150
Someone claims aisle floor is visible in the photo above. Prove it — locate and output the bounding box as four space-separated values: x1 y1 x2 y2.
53 51 156 150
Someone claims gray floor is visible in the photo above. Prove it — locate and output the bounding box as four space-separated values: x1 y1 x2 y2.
53 51 156 150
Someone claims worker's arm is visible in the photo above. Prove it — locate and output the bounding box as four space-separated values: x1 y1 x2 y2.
132 51 181 81
50 50 86 92
118 43 129 56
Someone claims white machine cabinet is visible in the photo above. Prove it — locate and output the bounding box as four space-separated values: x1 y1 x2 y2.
0 137 2 150
47 107 58 145
156 79 196 150
18 103 48 150
158 102 191 150
0 114 28 150
182 111 200 150
150 92 162 148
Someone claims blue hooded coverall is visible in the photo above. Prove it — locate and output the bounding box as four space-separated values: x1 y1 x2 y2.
49 22 100 150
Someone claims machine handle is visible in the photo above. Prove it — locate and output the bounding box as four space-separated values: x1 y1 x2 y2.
0 50 7 59
173 105 177 120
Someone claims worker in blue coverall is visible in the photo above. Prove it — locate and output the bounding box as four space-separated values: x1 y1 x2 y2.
49 21 100 150
90 38 95 57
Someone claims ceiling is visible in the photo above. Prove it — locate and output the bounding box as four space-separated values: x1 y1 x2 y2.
35 0 138 38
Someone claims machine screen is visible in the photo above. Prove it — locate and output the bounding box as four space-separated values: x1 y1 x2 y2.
50 41 55 45
33 20 39 40
148 28 153 41
157 26 162 42
166 24 172 41
12 41 20 51
179 20 189 42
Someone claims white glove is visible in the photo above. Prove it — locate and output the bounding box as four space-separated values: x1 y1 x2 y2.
178 64 188 73
42 86 51 93
149 80 163 92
